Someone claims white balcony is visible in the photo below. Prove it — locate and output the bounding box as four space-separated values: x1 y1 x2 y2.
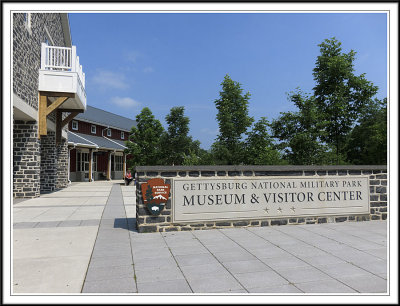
38 43 86 111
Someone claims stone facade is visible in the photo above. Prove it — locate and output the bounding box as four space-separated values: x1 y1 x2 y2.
13 13 67 111
135 166 388 233
13 121 41 198
40 132 58 193
13 13 72 198
56 138 69 189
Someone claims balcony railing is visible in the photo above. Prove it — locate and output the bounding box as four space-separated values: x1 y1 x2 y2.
39 43 86 109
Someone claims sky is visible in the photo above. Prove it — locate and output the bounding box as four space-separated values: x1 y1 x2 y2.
68 12 388 149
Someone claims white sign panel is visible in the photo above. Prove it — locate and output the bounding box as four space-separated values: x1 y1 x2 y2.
172 176 369 222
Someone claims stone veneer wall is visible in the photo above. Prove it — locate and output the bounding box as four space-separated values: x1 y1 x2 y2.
56 138 69 188
13 121 41 198
13 13 67 111
135 165 388 233
40 132 58 193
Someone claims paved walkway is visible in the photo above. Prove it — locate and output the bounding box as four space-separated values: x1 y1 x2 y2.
13 181 388 294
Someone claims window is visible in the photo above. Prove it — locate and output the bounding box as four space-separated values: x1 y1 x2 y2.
121 131 125 139
72 120 78 130
107 129 112 137
24 13 31 33
91 125 96 134
114 155 123 171
77 152 89 172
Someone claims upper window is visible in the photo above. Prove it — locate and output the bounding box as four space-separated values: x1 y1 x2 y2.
24 13 32 34
107 129 112 137
121 131 125 139
72 120 78 130
91 125 96 134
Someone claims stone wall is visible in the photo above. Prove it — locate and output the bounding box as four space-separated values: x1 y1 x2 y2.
13 13 67 111
56 138 69 188
135 165 388 233
40 132 57 193
13 121 41 198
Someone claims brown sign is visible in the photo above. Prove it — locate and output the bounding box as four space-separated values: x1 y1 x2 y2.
141 178 170 215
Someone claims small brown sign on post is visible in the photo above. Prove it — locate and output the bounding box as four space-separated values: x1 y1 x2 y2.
141 178 170 215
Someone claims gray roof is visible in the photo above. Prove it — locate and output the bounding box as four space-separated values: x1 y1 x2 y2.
76 105 136 132
68 131 127 151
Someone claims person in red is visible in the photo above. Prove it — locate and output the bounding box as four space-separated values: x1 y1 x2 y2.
125 169 134 186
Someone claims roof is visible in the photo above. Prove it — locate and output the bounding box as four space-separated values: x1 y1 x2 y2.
75 105 136 132
68 131 128 151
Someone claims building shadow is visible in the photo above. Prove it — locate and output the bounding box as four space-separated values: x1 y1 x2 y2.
114 217 137 232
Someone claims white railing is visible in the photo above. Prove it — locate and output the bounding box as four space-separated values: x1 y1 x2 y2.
41 43 86 90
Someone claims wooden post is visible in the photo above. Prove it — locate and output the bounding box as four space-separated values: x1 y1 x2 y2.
56 109 62 145
88 148 92 182
107 152 111 180
39 92 48 137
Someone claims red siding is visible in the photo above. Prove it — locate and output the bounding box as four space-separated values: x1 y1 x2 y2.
96 152 108 172
69 120 130 141
70 149 76 172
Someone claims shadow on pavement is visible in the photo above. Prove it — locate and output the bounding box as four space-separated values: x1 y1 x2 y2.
113 217 137 232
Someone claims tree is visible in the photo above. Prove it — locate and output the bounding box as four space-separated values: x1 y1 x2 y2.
245 117 283 165
160 106 192 165
213 74 254 165
126 107 164 166
312 37 379 163
344 98 387 164
271 89 339 165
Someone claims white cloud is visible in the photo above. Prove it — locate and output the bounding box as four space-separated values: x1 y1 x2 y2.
200 128 219 135
111 96 141 109
92 70 129 89
143 66 154 73
124 50 141 63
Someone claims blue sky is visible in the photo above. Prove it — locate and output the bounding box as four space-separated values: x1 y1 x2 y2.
69 12 387 149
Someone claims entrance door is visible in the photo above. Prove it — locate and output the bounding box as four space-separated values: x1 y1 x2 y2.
82 152 89 181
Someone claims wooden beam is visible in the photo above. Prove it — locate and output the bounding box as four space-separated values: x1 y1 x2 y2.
61 111 80 128
59 109 85 113
107 152 111 180
56 110 62 145
46 96 69 116
39 92 48 137
40 91 75 98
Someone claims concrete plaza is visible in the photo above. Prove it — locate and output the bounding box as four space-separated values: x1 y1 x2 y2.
12 181 388 294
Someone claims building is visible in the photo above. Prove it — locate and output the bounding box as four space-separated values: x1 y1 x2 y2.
13 13 86 198
67 106 136 182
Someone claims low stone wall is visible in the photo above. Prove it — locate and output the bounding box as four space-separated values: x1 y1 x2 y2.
13 121 41 198
134 165 387 233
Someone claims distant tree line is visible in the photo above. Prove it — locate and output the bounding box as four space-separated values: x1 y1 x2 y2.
125 37 387 168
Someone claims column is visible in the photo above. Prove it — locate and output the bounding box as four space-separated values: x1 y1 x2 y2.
89 148 92 182
107 151 111 180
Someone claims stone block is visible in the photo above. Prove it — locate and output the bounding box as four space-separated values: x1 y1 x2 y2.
233 221 249 227
161 172 177 177
304 171 316 176
376 186 386 193
271 219 288 226
228 171 240 176
138 225 158 233
201 171 215 177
